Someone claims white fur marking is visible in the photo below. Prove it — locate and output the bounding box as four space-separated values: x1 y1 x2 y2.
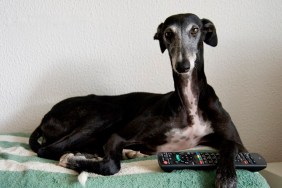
186 24 195 33
59 153 74 167
187 53 196 76
156 121 213 152
58 153 103 168
122 149 148 159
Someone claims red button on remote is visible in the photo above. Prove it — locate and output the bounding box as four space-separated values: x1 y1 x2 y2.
163 160 168 165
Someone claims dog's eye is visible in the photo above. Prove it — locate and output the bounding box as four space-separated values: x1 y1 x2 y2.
191 27 199 37
164 31 173 40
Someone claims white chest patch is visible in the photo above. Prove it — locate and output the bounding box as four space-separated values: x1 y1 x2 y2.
156 62 214 152
156 120 213 152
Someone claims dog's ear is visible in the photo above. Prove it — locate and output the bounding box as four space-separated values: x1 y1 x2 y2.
154 23 166 53
202 19 218 47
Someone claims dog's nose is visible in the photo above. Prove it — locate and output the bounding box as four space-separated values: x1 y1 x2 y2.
176 61 190 73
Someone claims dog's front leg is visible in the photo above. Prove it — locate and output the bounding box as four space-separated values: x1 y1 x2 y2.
215 140 239 188
59 133 126 175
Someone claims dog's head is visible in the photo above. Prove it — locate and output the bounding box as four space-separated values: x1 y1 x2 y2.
154 13 217 74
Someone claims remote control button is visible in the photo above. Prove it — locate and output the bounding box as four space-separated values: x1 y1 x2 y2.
176 154 181 162
243 160 248 164
247 159 253 164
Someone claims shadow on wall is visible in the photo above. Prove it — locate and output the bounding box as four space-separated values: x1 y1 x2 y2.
6 58 126 133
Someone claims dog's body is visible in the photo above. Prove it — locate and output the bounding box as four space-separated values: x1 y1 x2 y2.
30 13 246 188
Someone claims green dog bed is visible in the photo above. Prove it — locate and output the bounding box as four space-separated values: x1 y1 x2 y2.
0 133 269 188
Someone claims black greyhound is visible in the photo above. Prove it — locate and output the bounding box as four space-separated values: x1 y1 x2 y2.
29 13 246 188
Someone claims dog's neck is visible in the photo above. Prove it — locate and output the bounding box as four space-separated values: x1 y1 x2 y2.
172 48 207 110
173 71 199 110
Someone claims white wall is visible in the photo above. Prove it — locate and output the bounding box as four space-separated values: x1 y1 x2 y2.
1 0 281 162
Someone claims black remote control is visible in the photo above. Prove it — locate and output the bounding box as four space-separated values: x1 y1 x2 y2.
158 151 267 172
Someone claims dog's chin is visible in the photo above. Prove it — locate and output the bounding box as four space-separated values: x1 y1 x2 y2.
173 68 190 76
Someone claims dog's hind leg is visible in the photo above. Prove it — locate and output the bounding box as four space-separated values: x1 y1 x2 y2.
59 133 127 175
37 129 99 160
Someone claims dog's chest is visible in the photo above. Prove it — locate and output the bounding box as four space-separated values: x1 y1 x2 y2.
156 80 213 152
156 118 213 152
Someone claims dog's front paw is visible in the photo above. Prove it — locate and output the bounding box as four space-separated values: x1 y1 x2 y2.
215 167 237 188
59 153 74 168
